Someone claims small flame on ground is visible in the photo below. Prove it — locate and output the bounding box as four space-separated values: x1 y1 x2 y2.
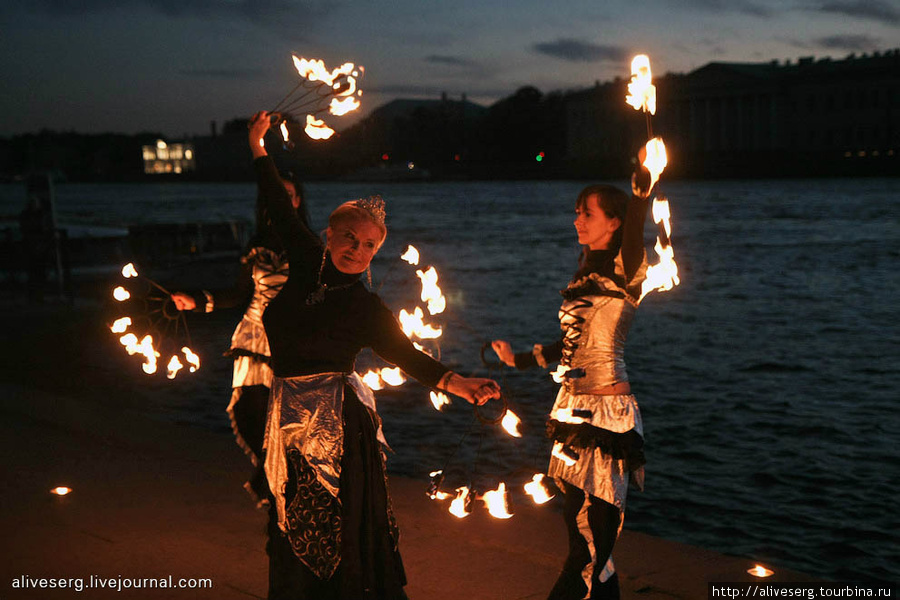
482 482 513 519
626 54 656 115
551 442 578 467
380 367 406 386
449 487 471 518
400 245 420 265
500 410 523 437
113 286 130 301
167 355 184 379
524 474 555 504
50 486 72 496
110 317 132 334
362 370 383 390
748 565 774 578
121 263 138 278
182 347 201 372
305 115 335 140
430 391 451 411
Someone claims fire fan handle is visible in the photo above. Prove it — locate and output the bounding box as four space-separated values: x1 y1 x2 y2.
474 392 509 425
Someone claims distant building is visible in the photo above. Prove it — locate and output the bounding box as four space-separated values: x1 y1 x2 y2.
142 139 196 174
566 49 900 177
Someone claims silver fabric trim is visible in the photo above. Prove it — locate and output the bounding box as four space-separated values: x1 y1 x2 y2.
264 372 386 534
548 390 644 509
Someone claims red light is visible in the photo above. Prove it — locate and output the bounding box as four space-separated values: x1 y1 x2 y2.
382 153 389 161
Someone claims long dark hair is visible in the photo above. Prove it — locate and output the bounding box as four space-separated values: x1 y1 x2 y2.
251 170 309 253
573 184 628 281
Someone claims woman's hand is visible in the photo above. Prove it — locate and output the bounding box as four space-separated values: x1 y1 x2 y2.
490 340 516 368
248 111 272 158
440 372 501 406
170 292 196 311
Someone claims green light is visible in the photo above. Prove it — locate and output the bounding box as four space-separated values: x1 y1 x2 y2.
535 154 543 162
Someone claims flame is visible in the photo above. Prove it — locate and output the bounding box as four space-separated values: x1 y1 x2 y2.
362 370 384 390
652 197 672 240
119 334 160 375
398 307 442 340
500 409 523 438
113 286 130 301
625 54 656 115
292 56 355 88
110 317 132 334
305 115 335 140
524 474 555 504
50 486 72 496
400 245 420 265
430 391 451 411
550 364 570 384
643 137 667 192
166 355 184 380
482 482 513 519
639 235 680 302
329 96 361 116
380 367 406 386
551 441 577 467
182 347 200 373
553 407 589 425
121 263 138 278
748 565 774 578
416 267 446 315
449 487 471 518
280 121 290 143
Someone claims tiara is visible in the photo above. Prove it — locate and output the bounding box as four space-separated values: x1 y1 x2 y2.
354 195 386 225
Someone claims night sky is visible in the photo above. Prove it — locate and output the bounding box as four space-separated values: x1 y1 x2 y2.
1 0 897 137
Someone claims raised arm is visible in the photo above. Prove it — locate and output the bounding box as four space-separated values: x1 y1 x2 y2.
621 164 652 283
248 111 321 266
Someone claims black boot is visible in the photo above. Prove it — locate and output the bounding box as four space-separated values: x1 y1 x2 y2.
546 568 588 600
590 572 620 600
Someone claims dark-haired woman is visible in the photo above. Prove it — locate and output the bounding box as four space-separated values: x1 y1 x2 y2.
492 177 652 600
248 111 501 600
171 163 308 504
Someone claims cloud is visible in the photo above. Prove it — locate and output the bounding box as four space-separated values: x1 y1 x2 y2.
813 0 900 25
664 0 775 18
425 55 479 68
814 34 882 51
532 39 628 63
20 0 332 25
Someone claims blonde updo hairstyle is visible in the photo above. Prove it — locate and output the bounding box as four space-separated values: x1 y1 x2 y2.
328 200 387 249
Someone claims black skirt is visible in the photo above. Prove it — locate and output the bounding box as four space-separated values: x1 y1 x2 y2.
267 385 408 600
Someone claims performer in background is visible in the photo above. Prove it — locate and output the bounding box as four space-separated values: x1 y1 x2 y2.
248 110 501 600
491 170 652 600
171 162 308 505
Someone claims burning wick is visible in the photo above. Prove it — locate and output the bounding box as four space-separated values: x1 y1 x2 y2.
482 482 513 519
121 263 138 278
449 487 472 518
110 317 132 334
362 370 383 390
50 486 72 496
524 474 555 504
500 409 523 437
113 286 130 301
166 355 184 380
748 565 774 578
400 245 420 265
380 367 406 386
416 267 446 315
182 347 200 373
430 391 451 411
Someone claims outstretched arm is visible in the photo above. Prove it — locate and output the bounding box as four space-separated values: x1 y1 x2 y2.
491 338 563 369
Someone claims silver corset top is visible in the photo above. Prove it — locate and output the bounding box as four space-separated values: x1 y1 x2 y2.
557 272 640 393
244 247 289 324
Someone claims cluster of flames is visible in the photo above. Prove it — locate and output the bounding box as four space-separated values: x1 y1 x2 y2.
428 471 556 520
110 263 200 379
274 55 364 143
625 54 681 303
